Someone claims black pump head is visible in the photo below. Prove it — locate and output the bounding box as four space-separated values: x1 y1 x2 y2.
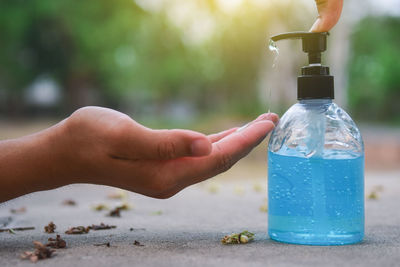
271 32 329 64
270 31 334 100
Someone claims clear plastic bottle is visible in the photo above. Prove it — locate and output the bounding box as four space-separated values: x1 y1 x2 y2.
267 32 364 245
268 99 364 245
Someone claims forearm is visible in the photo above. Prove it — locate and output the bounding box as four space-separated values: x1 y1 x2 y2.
0 121 69 202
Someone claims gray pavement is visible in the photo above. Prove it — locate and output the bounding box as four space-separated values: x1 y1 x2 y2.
1 170 400 267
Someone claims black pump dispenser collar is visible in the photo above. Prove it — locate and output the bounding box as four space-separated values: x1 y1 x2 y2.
271 32 334 100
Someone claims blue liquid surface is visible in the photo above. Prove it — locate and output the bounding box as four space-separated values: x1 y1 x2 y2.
268 151 364 245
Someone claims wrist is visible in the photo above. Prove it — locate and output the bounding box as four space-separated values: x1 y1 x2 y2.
41 119 76 187
21 119 75 192
0 119 72 202
32 116 94 190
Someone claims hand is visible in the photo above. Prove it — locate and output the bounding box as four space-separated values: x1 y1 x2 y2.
31 107 277 200
310 0 344 32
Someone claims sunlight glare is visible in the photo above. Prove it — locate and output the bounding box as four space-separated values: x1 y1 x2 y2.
135 0 164 12
217 0 244 13
167 2 216 46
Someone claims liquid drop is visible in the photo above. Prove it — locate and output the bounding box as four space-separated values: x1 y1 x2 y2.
266 39 280 113
268 39 279 68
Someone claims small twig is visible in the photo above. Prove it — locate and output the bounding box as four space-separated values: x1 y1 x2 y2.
0 227 35 233
62 199 77 206
151 210 163 216
133 240 144 246
94 242 111 247
88 223 116 231
130 228 146 232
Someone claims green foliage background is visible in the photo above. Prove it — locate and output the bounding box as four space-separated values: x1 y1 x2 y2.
348 16 400 124
0 0 399 125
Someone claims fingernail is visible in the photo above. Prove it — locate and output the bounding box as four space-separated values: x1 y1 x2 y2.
191 139 210 156
254 113 279 124
265 113 279 125
310 18 321 32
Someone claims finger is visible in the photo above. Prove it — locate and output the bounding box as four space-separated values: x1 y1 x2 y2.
207 112 279 143
208 127 239 143
250 112 279 126
167 119 276 189
310 0 343 32
111 113 277 161
138 128 212 160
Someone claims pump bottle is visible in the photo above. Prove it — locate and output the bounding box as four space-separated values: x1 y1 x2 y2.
267 32 364 245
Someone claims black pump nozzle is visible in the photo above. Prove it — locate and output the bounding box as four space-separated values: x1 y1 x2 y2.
270 31 334 100
271 32 328 64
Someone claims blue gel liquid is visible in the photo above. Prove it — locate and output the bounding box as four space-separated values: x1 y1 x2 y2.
268 151 364 245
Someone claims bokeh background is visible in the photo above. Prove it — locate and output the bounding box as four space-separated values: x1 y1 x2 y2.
0 0 399 172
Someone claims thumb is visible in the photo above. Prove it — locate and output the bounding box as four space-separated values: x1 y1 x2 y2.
141 129 212 160
310 0 343 32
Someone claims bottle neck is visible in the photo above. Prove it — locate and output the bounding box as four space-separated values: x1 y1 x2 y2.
299 99 332 105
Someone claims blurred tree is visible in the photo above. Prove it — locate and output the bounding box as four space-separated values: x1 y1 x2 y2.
0 0 311 120
348 16 400 124
0 0 149 114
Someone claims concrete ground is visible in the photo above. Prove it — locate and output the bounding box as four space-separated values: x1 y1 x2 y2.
1 167 400 267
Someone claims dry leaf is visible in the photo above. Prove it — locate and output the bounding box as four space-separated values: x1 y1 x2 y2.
93 204 109 211
44 222 56 233
221 231 255 245
367 185 384 200
107 190 127 200
133 240 144 246
62 199 77 206
65 226 89 235
21 241 55 262
46 235 66 249
116 203 131 211
207 182 220 194
367 191 379 200
259 204 268 213
10 207 26 214
253 183 263 193
107 207 121 217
